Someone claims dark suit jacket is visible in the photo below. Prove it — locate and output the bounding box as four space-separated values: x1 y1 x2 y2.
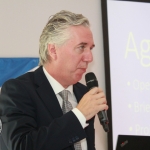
0 66 95 150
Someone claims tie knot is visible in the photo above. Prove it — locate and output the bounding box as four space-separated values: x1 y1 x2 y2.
59 90 69 101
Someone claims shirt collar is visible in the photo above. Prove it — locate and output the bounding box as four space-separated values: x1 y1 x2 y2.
43 67 73 95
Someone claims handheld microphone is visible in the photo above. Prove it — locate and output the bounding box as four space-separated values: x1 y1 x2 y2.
85 72 109 132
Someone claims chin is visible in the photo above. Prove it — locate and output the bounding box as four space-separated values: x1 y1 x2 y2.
74 74 83 82
69 71 84 84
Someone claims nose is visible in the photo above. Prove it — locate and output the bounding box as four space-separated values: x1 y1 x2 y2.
83 49 93 62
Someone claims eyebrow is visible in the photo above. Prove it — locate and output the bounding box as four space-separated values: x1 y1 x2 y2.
78 42 95 48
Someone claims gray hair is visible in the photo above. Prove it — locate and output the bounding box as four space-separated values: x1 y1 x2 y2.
39 10 90 65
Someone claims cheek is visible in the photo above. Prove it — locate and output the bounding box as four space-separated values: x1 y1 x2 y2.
64 54 79 67
58 56 73 71
70 58 82 69
58 50 82 71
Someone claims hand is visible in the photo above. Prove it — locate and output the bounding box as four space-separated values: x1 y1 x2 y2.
76 87 108 121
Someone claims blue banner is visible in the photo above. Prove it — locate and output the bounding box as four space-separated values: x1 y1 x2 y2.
0 58 39 87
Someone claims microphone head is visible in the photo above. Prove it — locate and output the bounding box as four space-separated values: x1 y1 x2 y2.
85 72 98 90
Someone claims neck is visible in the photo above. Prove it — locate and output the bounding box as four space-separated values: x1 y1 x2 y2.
43 64 69 89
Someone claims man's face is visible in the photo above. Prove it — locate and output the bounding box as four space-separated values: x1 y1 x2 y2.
51 26 95 88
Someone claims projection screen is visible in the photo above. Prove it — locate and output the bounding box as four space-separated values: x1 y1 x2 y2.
101 0 150 149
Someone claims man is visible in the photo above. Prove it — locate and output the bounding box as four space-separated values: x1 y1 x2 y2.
0 10 108 150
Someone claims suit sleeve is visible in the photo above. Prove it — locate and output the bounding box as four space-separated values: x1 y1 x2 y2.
0 79 88 150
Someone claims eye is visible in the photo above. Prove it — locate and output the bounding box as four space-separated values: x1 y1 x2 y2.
90 47 94 51
75 45 85 54
79 45 85 50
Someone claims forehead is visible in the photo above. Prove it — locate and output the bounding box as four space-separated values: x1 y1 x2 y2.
68 26 94 45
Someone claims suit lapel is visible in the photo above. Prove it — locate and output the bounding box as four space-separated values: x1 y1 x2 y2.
34 66 63 119
73 83 87 103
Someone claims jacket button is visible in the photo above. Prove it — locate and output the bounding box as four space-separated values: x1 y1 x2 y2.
72 137 76 142
69 139 72 144
75 136 79 140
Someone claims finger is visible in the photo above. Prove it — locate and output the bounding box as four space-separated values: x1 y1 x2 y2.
95 98 107 105
88 87 103 95
98 104 109 111
93 92 106 100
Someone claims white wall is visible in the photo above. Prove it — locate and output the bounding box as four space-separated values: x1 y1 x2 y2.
0 0 108 149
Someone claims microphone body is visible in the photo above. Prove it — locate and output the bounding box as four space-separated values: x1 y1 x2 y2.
85 72 109 132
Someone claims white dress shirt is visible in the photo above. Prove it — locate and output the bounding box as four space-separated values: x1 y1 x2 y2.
43 67 88 150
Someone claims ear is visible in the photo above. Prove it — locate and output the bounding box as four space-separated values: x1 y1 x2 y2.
47 44 57 60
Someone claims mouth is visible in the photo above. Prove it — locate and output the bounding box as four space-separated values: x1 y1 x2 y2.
78 68 86 73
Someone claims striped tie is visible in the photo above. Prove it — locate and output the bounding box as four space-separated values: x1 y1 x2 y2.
59 90 82 150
